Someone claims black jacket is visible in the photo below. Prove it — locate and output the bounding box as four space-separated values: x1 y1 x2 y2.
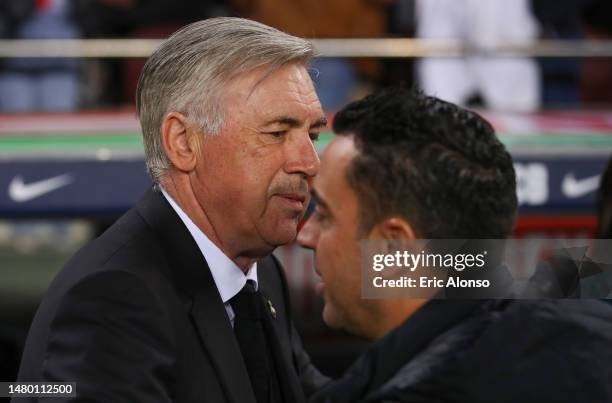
312 299 612 403
16 188 328 403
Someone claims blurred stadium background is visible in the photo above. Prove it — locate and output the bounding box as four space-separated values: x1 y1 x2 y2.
1 0 611 392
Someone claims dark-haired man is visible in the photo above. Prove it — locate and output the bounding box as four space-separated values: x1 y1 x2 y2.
298 88 612 402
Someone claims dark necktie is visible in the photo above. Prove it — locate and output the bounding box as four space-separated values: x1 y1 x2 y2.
230 280 281 403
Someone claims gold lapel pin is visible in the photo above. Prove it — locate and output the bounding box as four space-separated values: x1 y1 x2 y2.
266 299 277 319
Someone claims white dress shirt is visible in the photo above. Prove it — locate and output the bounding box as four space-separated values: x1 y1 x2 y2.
161 188 257 327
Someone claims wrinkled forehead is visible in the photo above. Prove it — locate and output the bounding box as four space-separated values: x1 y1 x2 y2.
223 63 323 121
225 62 311 95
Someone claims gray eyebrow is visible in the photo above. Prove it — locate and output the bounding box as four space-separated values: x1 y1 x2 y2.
263 115 327 129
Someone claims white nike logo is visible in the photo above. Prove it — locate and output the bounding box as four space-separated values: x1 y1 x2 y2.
8 174 73 202
561 172 601 198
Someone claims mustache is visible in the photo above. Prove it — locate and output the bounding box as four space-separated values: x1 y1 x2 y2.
268 177 309 197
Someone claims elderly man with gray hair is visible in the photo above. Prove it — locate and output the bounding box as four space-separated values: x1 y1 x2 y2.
15 18 329 403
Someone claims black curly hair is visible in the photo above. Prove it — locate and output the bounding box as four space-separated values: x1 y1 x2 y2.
332 87 518 239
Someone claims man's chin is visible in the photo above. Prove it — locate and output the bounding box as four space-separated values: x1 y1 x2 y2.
262 226 298 247
322 305 343 331
265 217 300 243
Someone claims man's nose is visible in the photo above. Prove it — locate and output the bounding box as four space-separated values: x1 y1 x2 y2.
284 133 320 178
297 215 318 250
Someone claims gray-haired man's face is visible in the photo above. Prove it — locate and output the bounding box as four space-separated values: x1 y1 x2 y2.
191 63 326 254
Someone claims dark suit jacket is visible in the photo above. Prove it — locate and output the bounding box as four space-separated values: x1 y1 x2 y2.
15 188 328 402
312 299 612 403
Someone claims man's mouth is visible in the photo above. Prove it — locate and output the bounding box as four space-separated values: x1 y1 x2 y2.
276 193 307 210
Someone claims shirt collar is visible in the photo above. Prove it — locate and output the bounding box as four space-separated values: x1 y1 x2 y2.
160 188 258 303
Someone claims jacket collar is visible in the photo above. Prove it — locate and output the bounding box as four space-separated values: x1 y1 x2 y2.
313 299 487 402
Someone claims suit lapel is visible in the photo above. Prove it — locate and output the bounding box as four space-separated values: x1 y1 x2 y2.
136 188 255 403
260 295 306 403
258 257 306 403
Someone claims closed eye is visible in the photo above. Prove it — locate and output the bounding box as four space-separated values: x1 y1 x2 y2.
265 131 287 138
313 207 328 222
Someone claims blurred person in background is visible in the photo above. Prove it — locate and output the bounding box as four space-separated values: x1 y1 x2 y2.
530 0 585 106
579 0 612 106
229 0 395 110
416 0 541 111
72 0 227 106
0 0 81 112
298 87 612 402
15 18 328 403
531 0 612 107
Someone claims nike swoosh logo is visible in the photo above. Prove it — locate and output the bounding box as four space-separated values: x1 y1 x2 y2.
561 172 601 198
8 174 73 202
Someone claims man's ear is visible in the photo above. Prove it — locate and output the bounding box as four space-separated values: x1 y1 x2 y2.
370 217 417 240
161 112 199 172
